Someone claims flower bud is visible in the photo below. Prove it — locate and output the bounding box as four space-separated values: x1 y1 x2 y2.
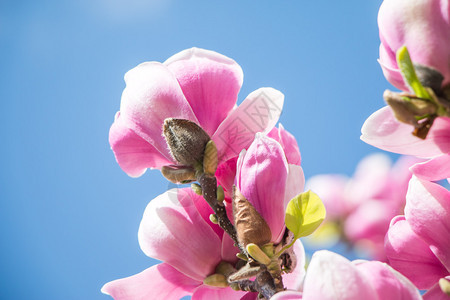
163 118 210 166
203 274 228 288
232 186 272 249
161 165 196 184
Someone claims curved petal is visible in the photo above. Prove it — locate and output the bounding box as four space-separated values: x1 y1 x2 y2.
237 134 289 243
378 0 450 89
221 231 240 263
101 263 200 300
138 188 222 282
215 157 238 201
302 250 377 300
109 112 173 176
119 61 198 158
385 216 448 289
213 88 284 163
271 291 303 300
423 276 450 300
405 176 450 272
192 285 249 300
354 261 421 300
411 154 450 181
361 106 450 157
284 165 305 211
164 48 244 137
267 124 301 165
283 241 306 292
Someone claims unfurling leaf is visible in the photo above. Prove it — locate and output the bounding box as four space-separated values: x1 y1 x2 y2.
203 140 218 175
285 190 326 240
161 165 196 184
396 46 431 100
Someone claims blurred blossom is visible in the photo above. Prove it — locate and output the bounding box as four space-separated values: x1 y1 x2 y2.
385 154 450 299
306 153 419 260
109 47 284 177
102 188 306 299
271 250 421 300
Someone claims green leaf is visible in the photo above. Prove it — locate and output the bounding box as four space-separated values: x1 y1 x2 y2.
396 46 431 100
285 190 326 239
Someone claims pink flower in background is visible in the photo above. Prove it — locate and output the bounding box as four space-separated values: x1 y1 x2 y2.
102 188 306 300
109 47 284 177
306 153 419 260
385 154 450 299
377 0 450 91
271 250 421 300
236 133 305 244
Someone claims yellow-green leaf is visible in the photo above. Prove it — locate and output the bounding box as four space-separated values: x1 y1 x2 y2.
285 190 326 239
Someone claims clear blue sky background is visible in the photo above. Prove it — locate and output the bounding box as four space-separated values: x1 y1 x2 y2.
1 0 393 299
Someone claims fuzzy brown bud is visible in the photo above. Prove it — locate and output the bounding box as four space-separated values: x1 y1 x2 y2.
163 118 210 166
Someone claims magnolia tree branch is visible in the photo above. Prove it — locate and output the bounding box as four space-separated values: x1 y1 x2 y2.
197 173 241 250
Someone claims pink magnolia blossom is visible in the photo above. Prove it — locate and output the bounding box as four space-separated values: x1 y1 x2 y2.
385 154 450 299
378 0 450 91
306 153 419 260
102 188 306 300
109 47 284 177
236 133 305 244
271 250 421 300
216 124 301 202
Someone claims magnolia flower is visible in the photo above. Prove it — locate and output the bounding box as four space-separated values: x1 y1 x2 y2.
361 0 450 157
235 133 305 244
385 154 450 299
216 124 301 201
306 153 418 260
102 188 305 299
109 47 284 177
271 250 421 300
378 0 450 91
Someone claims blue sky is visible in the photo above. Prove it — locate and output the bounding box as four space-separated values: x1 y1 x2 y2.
1 0 392 299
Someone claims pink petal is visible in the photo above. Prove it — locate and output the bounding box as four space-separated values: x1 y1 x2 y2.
405 176 450 272
267 124 301 165
237 134 288 243
283 241 306 292
347 153 392 206
271 291 303 300
378 0 450 89
101 263 200 300
119 61 198 159
423 276 450 300
378 47 408 91
411 154 450 182
164 48 243 137
192 285 249 300
213 88 284 163
109 112 173 177
302 250 377 300
215 157 238 201
284 165 305 211
138 188 222 282
344 199 395 246
305 174 349 218
354 261 421 300
221 231 240 263
361 106 450 157
385 216 448 289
